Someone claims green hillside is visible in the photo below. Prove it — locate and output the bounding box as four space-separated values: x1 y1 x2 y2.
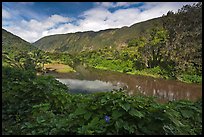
33 17 162 54
2 29 37 56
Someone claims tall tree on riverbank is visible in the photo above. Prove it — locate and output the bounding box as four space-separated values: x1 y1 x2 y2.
162 2 202 75
138 27 168 68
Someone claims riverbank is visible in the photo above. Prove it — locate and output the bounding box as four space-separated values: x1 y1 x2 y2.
91 65 202 84
95 65 162 79
45 62 201 84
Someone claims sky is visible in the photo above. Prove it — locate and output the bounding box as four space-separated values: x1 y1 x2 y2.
2 2 197 43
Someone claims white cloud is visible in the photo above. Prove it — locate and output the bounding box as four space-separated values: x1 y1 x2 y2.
95 2 141 8
18 2 34 5
20 14 72 31
3 2 197 43
95 2 114 8
3 14 72 42
2 9 11 19
42 23 79 36
136 2 197 21
48 14 72 24
115 2 138 7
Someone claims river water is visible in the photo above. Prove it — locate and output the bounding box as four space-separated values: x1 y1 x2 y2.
46 65 202 103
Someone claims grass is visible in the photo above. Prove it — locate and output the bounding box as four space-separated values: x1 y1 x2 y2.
94 65 202 84
44 63 76 73
127 70 162 78
94 65 163 78
55 67 75 73
177 74 202 84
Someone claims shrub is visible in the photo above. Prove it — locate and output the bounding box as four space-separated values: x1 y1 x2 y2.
179 74 202 84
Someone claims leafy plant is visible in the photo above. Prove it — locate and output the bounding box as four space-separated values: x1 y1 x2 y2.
2 68 202 135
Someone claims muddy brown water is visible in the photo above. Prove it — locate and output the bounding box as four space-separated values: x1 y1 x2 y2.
45 65 202 103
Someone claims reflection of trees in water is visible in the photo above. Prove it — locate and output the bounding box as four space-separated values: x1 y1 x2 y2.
150 85 196 102
120 75 201 102
51 66 201 102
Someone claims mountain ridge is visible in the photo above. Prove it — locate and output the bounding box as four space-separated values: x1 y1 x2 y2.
2 29 37 56
32 18 157 43
2 16 162 54
33 17 163 54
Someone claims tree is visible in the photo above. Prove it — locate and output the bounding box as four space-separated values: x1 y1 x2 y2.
29 50 51 72
162 2 202 75
2 51 24 69
138 27 168 68
3 50 51 74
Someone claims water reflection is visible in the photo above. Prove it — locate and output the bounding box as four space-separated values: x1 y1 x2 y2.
47 65 202 103
56 78 122 93
128 78 201 102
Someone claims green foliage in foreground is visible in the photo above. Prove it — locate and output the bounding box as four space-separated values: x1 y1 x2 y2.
2 67 202 135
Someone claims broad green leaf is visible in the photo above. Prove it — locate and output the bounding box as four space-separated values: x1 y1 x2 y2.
129 108 144 118
169 116 185 127
128 125 135 134
89 117 99 126
84 112 92 120
123 122 130 131
101 98 106 103
115 121 122 129
120 103 130 111
180 109 194 118
61 99 66 105
112 110 122 119
74 107 86 115
36 117 46 123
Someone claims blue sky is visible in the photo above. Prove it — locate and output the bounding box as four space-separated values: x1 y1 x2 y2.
2 2 196 43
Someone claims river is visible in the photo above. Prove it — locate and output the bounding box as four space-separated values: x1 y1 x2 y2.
45 65 202 103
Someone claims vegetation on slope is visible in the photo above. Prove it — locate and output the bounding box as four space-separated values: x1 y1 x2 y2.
2 29 37 57
33 17 162 53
